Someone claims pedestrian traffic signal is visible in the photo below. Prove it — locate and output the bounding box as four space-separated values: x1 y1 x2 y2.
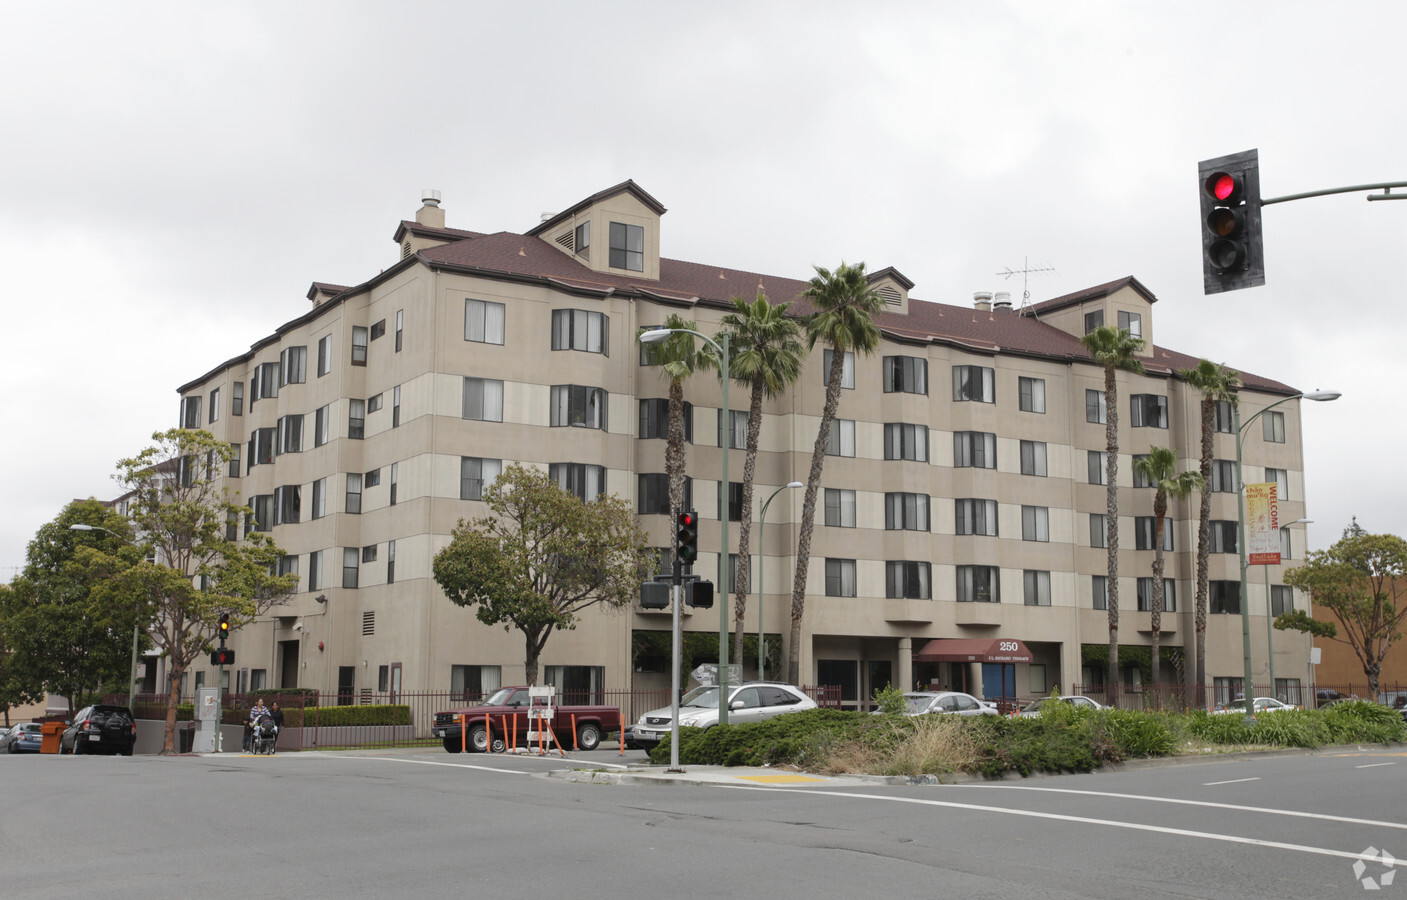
218 613 230 644
1198 149 1265 294
640 581 670 610
676 510 699 565
210 648 235 666
685 580 714 609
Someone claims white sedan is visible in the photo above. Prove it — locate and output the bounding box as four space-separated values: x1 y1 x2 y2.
1214 697 1299 714
1018 695 1105 717
892 691 998 717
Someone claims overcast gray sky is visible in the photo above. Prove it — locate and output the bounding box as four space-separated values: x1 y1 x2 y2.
2 1 1401 577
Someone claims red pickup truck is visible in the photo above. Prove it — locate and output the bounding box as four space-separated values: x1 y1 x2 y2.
431 686 622 753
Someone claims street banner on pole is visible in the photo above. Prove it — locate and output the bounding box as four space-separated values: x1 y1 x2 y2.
1246 482 1281 565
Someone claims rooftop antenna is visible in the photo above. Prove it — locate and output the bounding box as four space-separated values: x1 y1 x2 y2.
995 257 1057 316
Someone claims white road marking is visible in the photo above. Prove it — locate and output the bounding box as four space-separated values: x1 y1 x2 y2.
1203 777 1260 786
955 783 1407 830
1357 762 1397 769
333 756 530 775
713 784 1407 867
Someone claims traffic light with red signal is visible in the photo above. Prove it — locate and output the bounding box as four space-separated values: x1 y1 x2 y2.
676 510 699 566
1198 149 1265 294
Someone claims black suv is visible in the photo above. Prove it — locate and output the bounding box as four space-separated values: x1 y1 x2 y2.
61 705 137 756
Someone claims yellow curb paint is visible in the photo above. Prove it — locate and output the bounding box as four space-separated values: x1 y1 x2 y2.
736 774 828 784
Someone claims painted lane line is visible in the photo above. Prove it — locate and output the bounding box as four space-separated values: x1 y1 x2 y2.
955 783 1407 830
1357 762 1397 769
331 756 530 775
1203 778 1260 786
712 784 1406 868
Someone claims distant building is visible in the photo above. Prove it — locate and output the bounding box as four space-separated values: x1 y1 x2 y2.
172 181 1317 707
1311 577 1407 700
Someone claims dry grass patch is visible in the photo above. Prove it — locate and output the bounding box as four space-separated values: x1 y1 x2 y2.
817 715 979 776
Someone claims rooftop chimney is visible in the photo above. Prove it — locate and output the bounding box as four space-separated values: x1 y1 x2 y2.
993 291 1012 311
973 291 993 312
416 189 445 228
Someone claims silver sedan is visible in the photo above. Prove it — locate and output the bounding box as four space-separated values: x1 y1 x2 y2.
895 691 998 717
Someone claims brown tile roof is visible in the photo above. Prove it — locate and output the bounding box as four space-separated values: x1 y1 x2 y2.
525 180 668 238
1025 275 1159 314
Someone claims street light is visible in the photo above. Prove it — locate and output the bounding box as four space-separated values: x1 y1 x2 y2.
1266 517 1313 700
757 482 803 681
1234 391 1339 722
68 524 141 714
640 326 733 726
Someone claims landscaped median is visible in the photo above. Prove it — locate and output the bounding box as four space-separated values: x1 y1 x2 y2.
646 697 1407 778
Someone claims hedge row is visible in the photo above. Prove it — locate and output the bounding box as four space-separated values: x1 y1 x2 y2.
162 703 412 728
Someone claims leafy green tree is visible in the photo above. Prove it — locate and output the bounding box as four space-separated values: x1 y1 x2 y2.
3 500 145 717
1278 521 1407 698
111 429 297 754
1131 447 1204 689
705 292 804 661
1181 359 1240 700
0 583 42 726
789 262 884 685
1078 324 1145 702
432 464 654 685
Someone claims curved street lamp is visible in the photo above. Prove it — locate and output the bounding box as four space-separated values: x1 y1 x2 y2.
1233 390 1339 722
757 482 803 681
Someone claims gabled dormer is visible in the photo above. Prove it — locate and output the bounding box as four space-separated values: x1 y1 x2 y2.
528 180 667 281
392 190 482 261
867 266 914 316
1022 275 1157 357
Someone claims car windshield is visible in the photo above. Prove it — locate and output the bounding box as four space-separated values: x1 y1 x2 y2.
481 688 516 707
904 695 935 714
1023 699 1047 712
681 687 720 708
1224 699 1249 710
21 724 41 733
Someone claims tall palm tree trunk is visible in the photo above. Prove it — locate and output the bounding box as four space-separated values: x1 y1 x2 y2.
1151 494 1168 693
1104 365 1121 705
732 373 765 663
1194 396 1214 706
666 378 686 515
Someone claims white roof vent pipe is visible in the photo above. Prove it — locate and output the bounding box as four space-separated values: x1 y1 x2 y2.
421 189 442 208
415 189 446 228
973 291 993 312
993 291 1013 311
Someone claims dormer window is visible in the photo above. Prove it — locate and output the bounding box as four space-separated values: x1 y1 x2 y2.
575 222 590 259
609 222 644 271
1118 310 1142 339
1084 310 1104 334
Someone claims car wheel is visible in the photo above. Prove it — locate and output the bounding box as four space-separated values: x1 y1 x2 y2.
121 747 133 757
442 737 464 753
6 742 14 754
576 722 602 752
73 737 85 756
468 724 506 753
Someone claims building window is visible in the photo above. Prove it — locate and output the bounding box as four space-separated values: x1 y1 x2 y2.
1092 575 1108 610
1132 454 1153 488
953 431 995 468
1019 376 1046 413
718 409 748 449
952 365 995 403
1130 394 1168 428
208 388 220 424
955 499 998 536
1135 517 1174 551
280 346 307 386
392 385 401 428
1088 450 1108 485
884 423 929 461
368 393 384 414
549 463 606 502
1263 411 1286 443
253 362 280 402
250 428 275 467
1210 459 1236 492
1280 526 1293 560
277 414 303 455
370 320 386 341
1210 520 1238 554
883 356 928 394
343 548 359 589
1090 514 1108 549
364 468 381 488
362 544 378 564
825 559 857 598
718 481 743 522
1117 310 1142 339
462 378 504 422
825 488 856 528
1210 580 1240 614
348 399 365 440
387 540 396 585
574 221 590 259
638 473 690 516
351 326 367 366
822 349 855 389
885 493 929 531
465 299 506 345
1084 310 1104 334
1137 578 1176 612
232 381 244 416
1020 440 1048 477
317 335 332 376
248 495 273 534
314 406 330 447
461 457 502 501
1021 506 1049 542
957 566 1000 603
550 385 608 430
395 309 403 352
1024 570 1051 607
307 550 323 591
345 473 363 514
451 665 503 703
275 485 300 526
180 395 202 429
311 478 327 520
1266 467 1288 500
1215 400 1235 433
1086 389 1106 424
1271 585 1294 616
886 561 931 599
227 444 241 479
551 308 609 355
639 399 692 442
608 221 644 271
825 419 856 457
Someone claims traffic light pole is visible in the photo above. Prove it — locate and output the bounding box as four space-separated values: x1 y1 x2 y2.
669 558 683 772
215 662 224 753
1262 182 1407 205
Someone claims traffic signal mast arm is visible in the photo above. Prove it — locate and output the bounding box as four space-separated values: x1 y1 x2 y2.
1262 181 1407 204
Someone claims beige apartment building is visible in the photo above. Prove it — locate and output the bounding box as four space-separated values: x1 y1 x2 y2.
174 180 1315 707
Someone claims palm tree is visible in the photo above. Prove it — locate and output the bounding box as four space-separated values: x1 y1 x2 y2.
1079 324 1145 705
1132 446 1205 693
1180 359 1240 705
787 262 884 685
706 292 804 664
644 313 703 528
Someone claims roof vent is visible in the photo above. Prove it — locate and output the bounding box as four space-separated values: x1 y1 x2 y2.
993 291 1013 311
421 189 441 208
415 190 445 228
973 291 993 312
541 211 556 223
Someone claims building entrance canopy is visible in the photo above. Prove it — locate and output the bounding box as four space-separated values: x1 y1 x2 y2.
914 638 1033 664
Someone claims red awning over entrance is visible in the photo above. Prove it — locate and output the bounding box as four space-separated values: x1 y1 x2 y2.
913 638 1033 664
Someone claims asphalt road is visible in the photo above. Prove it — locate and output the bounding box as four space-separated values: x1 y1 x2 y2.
3 745 1403 898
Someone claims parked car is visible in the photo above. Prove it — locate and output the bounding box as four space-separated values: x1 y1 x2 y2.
1213 697 1298 715
627 681 817 749
878 691 998 717
60 705 137 755
1 723 43 753
1019 695 1105 717
431 687 622 753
